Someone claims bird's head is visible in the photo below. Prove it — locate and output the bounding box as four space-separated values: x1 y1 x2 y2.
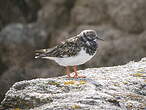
79 30 104 41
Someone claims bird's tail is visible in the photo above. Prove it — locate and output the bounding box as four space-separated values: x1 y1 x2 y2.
35 49 47 59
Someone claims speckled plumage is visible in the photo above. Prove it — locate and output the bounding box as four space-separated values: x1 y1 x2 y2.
35 30 103 66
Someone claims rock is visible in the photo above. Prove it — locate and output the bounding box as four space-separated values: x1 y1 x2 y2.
37 0 75 31
1 58 146 110
0 0 40 28
0 62 64 103
71 0 108 25
0 23 48 68
106 0 145 33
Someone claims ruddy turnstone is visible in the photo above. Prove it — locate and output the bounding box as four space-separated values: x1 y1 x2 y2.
35 30 103 78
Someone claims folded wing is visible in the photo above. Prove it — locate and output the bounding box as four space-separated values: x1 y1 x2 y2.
35 36 81 59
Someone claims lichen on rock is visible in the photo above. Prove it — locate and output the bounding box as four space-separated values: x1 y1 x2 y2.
1 58 146 110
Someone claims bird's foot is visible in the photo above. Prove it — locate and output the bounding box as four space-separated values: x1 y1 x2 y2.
73 75 86 79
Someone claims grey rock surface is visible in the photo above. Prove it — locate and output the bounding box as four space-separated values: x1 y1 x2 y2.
0 23 47 67
0 0 40 28
1 58 146 110
71 0 107 25
106 0 145 33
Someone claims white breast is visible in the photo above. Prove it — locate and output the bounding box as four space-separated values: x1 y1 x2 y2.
43 48 96 66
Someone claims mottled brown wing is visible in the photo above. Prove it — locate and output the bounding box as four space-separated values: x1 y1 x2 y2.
46 36 81 58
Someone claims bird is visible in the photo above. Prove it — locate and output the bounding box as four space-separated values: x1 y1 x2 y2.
35 30 103 78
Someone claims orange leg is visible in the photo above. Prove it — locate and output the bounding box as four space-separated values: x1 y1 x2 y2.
73 65 86 78
66 66 71 78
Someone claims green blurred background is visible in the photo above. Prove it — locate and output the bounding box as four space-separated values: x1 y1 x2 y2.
0 0 146 102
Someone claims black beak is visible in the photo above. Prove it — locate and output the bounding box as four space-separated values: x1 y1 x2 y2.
96 36 104 41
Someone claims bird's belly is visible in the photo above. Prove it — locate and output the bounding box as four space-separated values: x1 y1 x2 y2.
53 49 96 66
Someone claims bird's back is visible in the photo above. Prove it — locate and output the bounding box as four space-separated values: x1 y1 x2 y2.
35 35 81 59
